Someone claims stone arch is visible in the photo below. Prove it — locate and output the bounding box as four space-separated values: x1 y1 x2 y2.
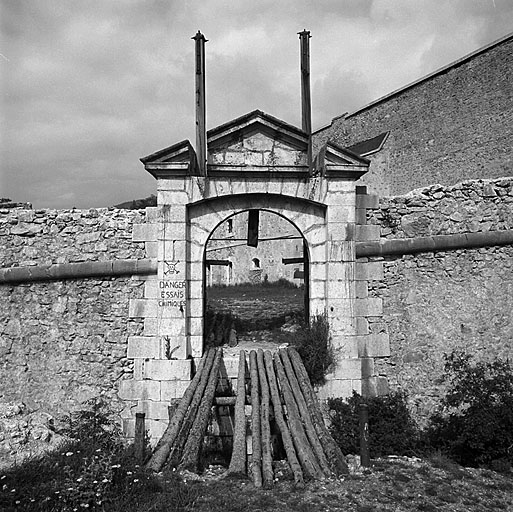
187 193 328 357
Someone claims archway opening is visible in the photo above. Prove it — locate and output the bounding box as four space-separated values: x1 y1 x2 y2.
204 209 309 350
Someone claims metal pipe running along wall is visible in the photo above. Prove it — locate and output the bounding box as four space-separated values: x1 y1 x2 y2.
1 229 512 284
355 229 513 258
0 259 157 284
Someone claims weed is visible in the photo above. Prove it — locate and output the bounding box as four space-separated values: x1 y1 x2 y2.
292 313 334 386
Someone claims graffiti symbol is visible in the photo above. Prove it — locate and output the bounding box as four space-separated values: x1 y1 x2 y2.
164 260 180 276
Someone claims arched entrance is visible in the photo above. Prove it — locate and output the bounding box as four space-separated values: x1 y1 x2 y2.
129 109 370 440
203 208 309 350
187 193 326 358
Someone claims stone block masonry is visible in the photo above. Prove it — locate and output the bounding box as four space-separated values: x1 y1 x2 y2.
314 35 513 196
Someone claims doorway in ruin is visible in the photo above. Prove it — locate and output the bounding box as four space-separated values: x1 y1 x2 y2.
203 209 309 351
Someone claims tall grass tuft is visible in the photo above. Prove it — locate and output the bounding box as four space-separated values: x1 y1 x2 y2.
292 313 334 387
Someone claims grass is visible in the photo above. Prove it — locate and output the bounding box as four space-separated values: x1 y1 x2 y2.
2 449 512 511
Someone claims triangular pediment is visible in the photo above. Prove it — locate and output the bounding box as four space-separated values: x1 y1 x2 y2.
140 110 369 180
312 141 369 179
207 110 309 168
141 110 313 178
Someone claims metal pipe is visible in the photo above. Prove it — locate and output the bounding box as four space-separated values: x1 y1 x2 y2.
192 30 208 176
298 29 312 170
355 229 513 258
0 259 157 284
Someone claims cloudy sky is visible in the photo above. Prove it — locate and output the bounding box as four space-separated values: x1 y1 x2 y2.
1 0 511 209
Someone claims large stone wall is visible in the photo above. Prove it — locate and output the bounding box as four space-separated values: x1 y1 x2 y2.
0 207 147 267
0 207 150 453
314 35 513 196
365 178 513 422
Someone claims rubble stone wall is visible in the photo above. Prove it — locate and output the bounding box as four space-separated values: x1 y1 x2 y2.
365 178 513 422
0 207 147 267
0 207 149 455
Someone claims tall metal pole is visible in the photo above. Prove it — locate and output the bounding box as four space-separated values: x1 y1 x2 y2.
193 31 207 176
298 29 312 171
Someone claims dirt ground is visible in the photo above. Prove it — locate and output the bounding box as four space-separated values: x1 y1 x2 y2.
175 455 513 512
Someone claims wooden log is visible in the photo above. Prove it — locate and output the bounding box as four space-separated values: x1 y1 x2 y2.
134 413 146 464
213 396 252 406
165 348 217 468
279 348 331 477
273 353 324 480
264 350 304 487
249 351 262 488
180 348 223 472
257 349 274 488
227 350 248 476
146 350 209 472
288 347 349 475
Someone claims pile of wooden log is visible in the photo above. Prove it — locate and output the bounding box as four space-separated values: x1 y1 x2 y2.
146 348 223 473
146 346 348 487
227 347 348 487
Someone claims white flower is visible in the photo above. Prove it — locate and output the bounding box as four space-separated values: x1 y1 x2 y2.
65 452 73 456
133 479 139 483
76 478 82 482
102 478 109 483
126 471 133 475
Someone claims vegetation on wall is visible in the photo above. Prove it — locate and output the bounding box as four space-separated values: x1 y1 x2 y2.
292 313 334 387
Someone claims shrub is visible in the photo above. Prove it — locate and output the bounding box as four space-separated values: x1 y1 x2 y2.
0 398 196 511
292 313 334 386
425 351 513 469
328 391 421 458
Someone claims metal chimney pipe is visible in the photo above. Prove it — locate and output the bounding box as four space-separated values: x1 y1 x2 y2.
192 31 207 176
298 29 312 170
